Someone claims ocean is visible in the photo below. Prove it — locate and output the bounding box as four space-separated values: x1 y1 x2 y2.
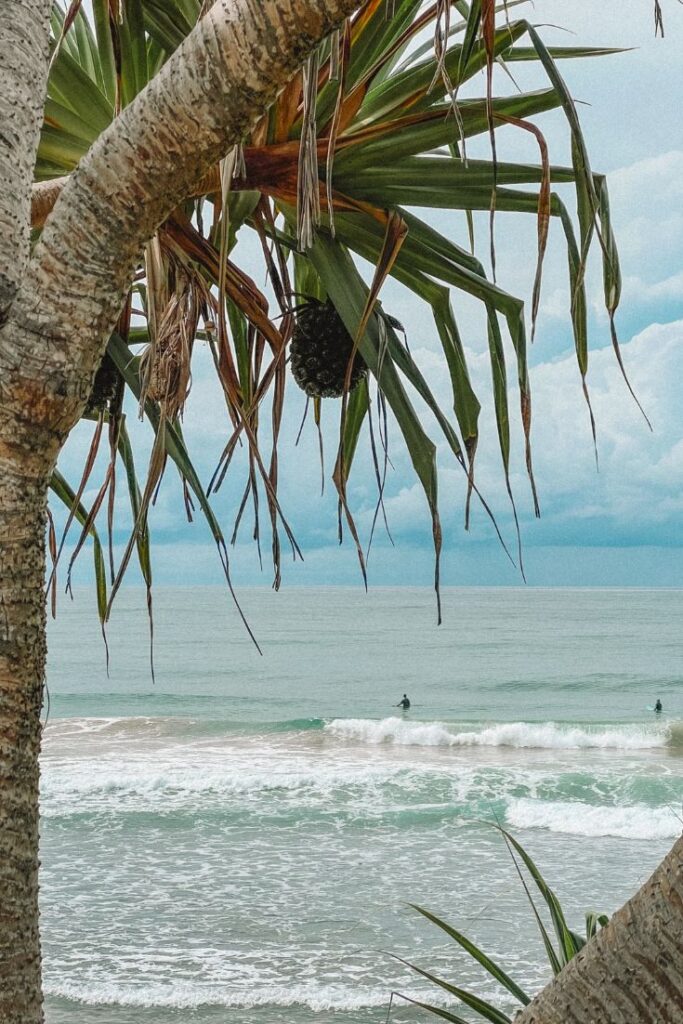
42 586 683 1023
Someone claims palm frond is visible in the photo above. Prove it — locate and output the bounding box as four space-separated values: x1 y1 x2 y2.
38 0 638 652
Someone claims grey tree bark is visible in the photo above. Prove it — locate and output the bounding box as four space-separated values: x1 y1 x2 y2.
0 1 52 325
0 466 49 1023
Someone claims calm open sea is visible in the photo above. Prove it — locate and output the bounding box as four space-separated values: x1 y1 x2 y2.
42 587 683 1023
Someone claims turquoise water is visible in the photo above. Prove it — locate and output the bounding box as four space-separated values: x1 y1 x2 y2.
43 587 683 1022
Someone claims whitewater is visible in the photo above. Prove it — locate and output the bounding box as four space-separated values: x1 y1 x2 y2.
324 716 676 749
42 586 683 1024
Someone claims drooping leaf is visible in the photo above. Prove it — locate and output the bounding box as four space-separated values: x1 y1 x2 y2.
49 468 108 634
309 232 443 621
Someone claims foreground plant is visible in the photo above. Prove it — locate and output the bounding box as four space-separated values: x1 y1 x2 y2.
1 1 682 1022
390 828 610 1023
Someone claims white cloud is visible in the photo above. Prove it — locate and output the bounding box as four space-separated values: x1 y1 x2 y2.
622 269 683 304
365 320 683 548
605 151 683 313
609 151 683 205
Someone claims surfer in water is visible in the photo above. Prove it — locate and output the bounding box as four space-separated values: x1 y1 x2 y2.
655 699 663 713
397 694 411 711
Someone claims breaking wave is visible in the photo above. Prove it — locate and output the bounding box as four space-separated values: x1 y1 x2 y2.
506 797 681 839
325 717 673 750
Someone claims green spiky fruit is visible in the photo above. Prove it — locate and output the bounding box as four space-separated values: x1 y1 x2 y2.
290 298 367 399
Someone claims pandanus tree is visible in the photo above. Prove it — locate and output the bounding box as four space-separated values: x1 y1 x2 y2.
0 0 681 1020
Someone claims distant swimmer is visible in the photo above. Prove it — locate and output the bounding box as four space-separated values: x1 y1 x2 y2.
397 694 411 711
655 699 663 713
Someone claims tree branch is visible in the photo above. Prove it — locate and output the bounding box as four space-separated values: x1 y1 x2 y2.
0 0 52 326
1 0 359 454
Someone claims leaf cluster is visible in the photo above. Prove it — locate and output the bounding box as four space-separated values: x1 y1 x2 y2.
40 1 637 652
390 826 610 1023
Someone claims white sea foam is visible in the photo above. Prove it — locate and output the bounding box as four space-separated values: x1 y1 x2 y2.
39 755 412 816
326 717 670 750
45 979 399 1011
506 797 681 840
40 716 675 818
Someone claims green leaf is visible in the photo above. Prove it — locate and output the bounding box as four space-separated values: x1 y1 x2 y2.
226 298 251 402
585 911 610 940
37 124 90 171
506 45 629 62
106 333 261 651
49 467 108 628
347 0 423 92
335 155 575 195
394 955 512 1024
106 333 225 553
325 213 478 456
92 0 117 103
43 96 100 146
499 826 582 967
339 375 370 483
337 89 561 170
458 0 484 82
331 210 529 506
71 6 101 86
334 173 590 441
117 418 155 677
410 904 531 1005
357 19 526 123
394 994 473 1024
48 43 113 131
142 0 196 55
117 418 153 588
121 0 149 103
308 233 443 621
393 213 537 513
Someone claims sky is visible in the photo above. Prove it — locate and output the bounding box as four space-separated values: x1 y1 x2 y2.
56 1 683 594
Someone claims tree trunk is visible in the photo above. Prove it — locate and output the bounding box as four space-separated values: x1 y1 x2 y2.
0 1 52 326
515 836 683 1024
0 452 51 1024
0 3 53 1020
